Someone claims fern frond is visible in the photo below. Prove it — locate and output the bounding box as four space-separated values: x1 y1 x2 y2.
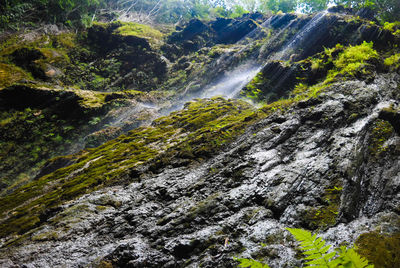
286 228 337 267
338 246 374 268
233 257 271 268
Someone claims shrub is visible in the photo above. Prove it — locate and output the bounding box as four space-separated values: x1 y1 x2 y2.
333 41 378 76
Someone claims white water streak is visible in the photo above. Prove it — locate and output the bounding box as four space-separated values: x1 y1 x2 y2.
201 64 262 98
271 11 328 61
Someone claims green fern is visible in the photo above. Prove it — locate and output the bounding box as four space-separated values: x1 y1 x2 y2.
287 228 374 268
233 257 270 268
234 228 374 268
337 246 374 268
287 228 337 267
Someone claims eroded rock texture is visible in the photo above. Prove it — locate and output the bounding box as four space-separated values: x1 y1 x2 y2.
1 9 400 268
1 73 399 267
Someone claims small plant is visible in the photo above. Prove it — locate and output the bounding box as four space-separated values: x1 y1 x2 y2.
384 53 400 69
383 22 400 37
234 258 270 268
89 117 101 125
332 41 378 76
234 228 374 268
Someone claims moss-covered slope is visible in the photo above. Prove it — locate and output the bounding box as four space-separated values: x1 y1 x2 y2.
0 97 260 240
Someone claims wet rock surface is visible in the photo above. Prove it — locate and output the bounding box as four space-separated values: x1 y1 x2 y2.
1 73 399 267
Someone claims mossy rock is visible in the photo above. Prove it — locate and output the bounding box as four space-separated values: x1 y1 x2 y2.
304 185 342 230
88 21 155 52
0 97 261 239
356 232 400 267
114 22 164 48
0 84 108 117
0 63 31 89
368 119 394 158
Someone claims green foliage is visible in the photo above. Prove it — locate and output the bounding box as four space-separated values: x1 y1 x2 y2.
287 228 338 267
384 53 400 69
229 5 249 18
383 22 400 37
297 0 329 13
332 0 400 22
234 228 374 268
332 41 378 76
337 247 373 268
259 0 297 13
0 0 104 30
244 72 265 101
287 228 374 268
234 257 271 268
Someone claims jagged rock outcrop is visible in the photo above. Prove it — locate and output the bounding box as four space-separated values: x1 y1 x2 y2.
1 10 400 268
1 71 399 267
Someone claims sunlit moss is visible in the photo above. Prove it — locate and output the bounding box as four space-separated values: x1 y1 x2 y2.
383 22 400 37
384 53 400 69
0 98 260 239
332 41 378 76
38 48 70 64
0 63 32 89
114 21 164 47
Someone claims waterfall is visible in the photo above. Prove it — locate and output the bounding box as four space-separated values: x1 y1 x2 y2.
109 11 330 125
271 11 328 61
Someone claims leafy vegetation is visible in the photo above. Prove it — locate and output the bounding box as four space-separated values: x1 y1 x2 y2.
1 0 399 31
331 41 378 77
0 0 103 29
384 53 400 69
235 228 374 268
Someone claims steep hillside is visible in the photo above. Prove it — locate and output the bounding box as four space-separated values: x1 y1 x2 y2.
0 8 400 268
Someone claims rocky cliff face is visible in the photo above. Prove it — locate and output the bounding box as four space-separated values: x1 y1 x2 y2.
0 9 400 268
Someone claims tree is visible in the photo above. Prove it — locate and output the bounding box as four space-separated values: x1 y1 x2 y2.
297 0 330 13
259 0 297 13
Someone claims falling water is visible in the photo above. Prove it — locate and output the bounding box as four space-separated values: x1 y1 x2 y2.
108 11 330 127
189 15 300 100
271 11 328 61
199 11 330 101
110 102 158 127
201 63 262 98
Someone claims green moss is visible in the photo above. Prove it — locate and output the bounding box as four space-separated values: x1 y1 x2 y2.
356 232 400 267
0 98 260 238
331 41 378 76
0 31 77 61
383 22 400 37
0 63 32 89
114 22 164 47
38 48 70 64
368 119 394 158
243 71 265 101
52 33 77 49
186 193 221 220
260 41 380 110
384 53 400 69
31 230 59 241
305 184 342 230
